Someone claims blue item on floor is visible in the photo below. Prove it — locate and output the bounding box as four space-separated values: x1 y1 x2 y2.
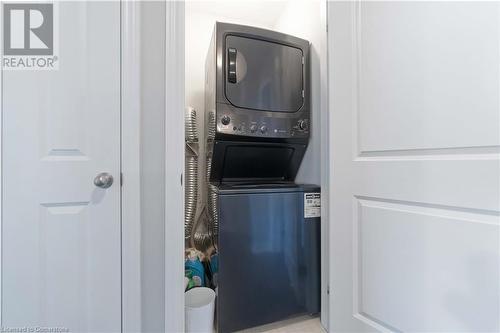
185 250 205 288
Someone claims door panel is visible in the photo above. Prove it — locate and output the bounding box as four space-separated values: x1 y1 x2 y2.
358 199 498 332
357 2 499 152
329 2 499 332
225 35 303 112
2 2 121 332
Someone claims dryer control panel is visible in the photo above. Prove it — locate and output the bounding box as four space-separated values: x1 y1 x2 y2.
216 103 309 139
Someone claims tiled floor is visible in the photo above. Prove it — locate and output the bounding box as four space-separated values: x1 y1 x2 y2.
238 316 325 333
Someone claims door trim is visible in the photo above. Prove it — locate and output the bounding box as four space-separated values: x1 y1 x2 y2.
121 1 142 332
123 1 186 331
319 0 330 330
164 1 185 332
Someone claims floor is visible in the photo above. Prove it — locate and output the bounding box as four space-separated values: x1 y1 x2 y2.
238 316 325 333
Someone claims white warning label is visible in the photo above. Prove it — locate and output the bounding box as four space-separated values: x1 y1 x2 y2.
304 192 321 218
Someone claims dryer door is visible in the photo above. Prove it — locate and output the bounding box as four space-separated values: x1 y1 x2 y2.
225 35 304 112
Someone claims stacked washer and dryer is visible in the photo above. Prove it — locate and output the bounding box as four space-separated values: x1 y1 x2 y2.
205 22 321 333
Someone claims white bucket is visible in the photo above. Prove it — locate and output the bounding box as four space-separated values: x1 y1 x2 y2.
185 287 216 333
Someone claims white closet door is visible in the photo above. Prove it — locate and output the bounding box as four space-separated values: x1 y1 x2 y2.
2 2 121 332
328 2 499 332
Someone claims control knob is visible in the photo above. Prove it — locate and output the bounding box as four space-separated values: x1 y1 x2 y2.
221 115 231 125
250 124 258 133
260 125 268 134
298 119 309 131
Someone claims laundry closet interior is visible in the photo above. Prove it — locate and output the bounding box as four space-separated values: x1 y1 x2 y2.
183 1 328 332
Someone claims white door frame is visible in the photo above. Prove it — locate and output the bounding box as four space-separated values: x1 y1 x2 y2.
171 1 331 331
164 1 185 332
121 1 185 332
121 1 142 332
319 1 330 330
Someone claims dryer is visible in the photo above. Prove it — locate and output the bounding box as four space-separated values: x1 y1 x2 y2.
205 22 310 183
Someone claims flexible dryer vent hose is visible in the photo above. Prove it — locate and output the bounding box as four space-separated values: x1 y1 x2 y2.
205 111 219 244
185 108 219 250
207 111 216 141
184 155 198 239
192 207 213 251
185 108 198 143
207 183 219 238
184 108 198 240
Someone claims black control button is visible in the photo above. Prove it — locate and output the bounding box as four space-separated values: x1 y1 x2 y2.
221 115 231 125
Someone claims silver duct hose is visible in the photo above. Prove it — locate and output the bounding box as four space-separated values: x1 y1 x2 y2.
185 108 198 143
206 111 216 141
206 111 219 245
184 155 198 239
205 110 218 244
185 108 219 251
193 232 212 251
207 183 219 238
206 152 213 185
192 208 213 251
185 108 198 240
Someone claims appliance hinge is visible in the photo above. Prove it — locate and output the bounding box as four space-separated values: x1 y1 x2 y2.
302 56 304 65
327 285 330 295
302 90 305 98
180 173 183 186
120 172 123 186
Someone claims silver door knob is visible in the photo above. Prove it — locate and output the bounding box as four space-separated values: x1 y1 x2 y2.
94 172 114 189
